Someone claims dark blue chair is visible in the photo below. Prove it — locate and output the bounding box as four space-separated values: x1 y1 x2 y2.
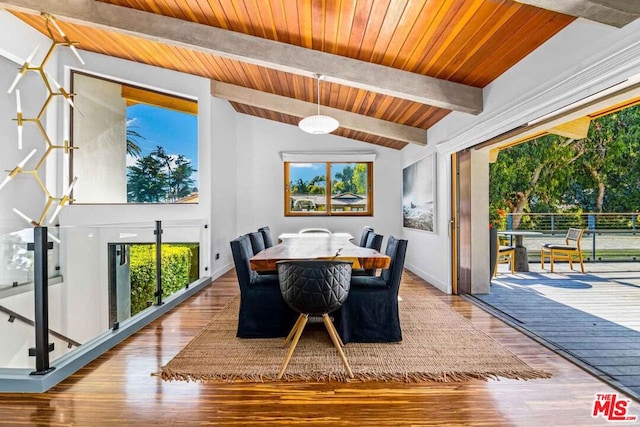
248 231 266 255
335 236 408 343
230 235 297 338
358 226 374 247
352 232 384 276
258 226 274 248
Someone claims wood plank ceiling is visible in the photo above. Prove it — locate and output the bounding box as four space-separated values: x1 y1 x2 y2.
8 0 574 149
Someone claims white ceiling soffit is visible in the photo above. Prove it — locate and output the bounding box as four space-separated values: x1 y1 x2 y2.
281 152 377 163
0 0 483 115
515 0 640 28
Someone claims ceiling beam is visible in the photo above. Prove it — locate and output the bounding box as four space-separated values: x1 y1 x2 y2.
0 0 483 115
514 0 640 28
211 81 427 146
549 116 591 139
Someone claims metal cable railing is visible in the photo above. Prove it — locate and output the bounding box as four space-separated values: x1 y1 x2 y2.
504 212 640 261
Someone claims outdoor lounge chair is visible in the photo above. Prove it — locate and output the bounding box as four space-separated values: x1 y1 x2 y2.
541 228 585 273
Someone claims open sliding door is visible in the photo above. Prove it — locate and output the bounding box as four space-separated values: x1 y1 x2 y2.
453 150 472 294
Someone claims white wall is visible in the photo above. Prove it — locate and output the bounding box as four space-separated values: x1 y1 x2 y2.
209 96 239 275
234 114 403 244
402 18 640 293
72 74 127 203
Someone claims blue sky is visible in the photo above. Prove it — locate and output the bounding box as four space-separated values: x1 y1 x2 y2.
290 163 356 183
290 163 326 183
126 104 198 186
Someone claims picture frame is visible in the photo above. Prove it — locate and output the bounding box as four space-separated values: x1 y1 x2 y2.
402 153 436 232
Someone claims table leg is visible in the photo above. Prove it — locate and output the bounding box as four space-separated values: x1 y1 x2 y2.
513 247 530 272
513 235 529 272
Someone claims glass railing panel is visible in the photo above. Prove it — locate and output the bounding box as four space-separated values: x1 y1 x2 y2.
0 224 37 370
0 224 61 292
2 219 208 372
50 221 158 365
155 219 207 301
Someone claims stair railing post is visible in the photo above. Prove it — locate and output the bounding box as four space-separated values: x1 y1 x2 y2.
154 220 163 306
31 226 55 375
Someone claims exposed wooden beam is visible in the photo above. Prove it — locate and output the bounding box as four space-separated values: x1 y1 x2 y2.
210 81 427 146
515 0 640 28
549 116 591 139
0 0 483 115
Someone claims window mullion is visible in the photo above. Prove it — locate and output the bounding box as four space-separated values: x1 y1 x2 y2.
326 162 331 215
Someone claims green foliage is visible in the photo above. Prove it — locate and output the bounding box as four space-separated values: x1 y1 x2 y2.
127 145 197 203
289 163 369 197
129 244 197 316
332 163 368 195
126 126 144 158
491 104 640 224
290 175 326 195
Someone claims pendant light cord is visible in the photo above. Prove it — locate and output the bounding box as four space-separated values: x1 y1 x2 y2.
316 74 321 116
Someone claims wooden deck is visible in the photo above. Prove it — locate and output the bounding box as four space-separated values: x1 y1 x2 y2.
0 269 636 426
478 262 640 401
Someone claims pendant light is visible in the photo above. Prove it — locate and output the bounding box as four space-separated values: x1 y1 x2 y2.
298 74 339 134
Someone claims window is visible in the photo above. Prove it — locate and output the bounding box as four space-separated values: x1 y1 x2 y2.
285 162 373 216
70 72 198 204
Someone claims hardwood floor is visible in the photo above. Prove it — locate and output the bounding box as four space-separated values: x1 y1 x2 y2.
0 269 635 426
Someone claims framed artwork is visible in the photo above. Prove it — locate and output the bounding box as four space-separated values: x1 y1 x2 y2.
402 153 436 232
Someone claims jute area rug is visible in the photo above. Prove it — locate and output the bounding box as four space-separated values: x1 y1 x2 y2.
158 279 551 383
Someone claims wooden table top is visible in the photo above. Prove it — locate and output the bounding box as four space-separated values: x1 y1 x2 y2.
497 231 542 236
250 234 390 272
278 232 354 240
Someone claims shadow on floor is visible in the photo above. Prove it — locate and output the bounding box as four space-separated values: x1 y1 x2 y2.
470 270 640 401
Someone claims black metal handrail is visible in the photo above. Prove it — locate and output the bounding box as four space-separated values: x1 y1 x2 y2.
0 304 81 348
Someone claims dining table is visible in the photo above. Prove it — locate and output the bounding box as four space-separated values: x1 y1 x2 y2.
249 233 390 272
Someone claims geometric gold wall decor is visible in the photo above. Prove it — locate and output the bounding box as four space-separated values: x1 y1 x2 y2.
0 12 83 226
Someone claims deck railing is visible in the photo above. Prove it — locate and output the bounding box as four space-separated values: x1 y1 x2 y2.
504 212 640 262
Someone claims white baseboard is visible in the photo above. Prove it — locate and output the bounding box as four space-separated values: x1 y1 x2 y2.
404 262 450 294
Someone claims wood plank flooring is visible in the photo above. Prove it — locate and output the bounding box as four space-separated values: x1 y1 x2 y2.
477 263 640 400
0 269 636 426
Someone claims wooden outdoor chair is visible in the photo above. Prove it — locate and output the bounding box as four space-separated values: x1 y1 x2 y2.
494 235 515 277
540 228 585 273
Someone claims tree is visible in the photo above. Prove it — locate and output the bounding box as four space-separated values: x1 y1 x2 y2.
566 106 640 212
490 134 582 228
352 164 368 194
125 121 144 158
332 164 367 195
290 175 325 195
167 155 196 202
127 146 197 203
490 103 640 224
333 165 356 193
127 155 167 202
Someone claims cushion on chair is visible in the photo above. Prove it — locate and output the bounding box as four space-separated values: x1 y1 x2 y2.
350 276 387 288
542 244 577 250
252 274 280 287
